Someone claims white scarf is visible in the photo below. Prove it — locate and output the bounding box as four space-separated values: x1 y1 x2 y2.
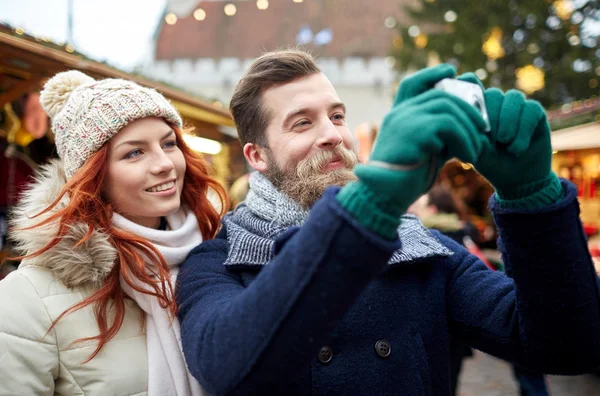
113 208 208 396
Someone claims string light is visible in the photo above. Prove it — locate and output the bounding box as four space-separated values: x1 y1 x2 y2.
165 13 177 25
408 26 421 38
527 43 540 54
193 8 206 21
257 0 269 10
568 35 581 46
385 56 396 67
444 11 457 23
486 60 498 72
224 4 237 16
475 68 488 80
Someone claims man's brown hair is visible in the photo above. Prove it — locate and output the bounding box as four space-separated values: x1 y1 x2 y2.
230 49 321 146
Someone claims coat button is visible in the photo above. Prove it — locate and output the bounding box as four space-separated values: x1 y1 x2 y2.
375 340 391 358
317 345 333 364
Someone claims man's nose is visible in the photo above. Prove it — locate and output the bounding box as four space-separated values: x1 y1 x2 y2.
316 121 343 150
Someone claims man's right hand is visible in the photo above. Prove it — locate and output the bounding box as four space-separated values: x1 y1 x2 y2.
337 64 488 239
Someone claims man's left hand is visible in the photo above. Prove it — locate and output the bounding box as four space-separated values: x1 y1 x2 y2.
458 73 553 200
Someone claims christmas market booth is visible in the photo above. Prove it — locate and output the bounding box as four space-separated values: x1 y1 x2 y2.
548 98 600 232
0 24 243 274
548 99 600 272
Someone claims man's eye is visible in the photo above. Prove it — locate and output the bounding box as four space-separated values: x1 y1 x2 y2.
295 120 311 127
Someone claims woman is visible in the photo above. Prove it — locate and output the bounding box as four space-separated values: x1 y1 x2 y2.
0 70 227 395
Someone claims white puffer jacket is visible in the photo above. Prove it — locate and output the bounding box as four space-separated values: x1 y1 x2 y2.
0 159 147 396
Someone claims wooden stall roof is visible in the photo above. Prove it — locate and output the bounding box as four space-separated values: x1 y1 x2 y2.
0 24 234 128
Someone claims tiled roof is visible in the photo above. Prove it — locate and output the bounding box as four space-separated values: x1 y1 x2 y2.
156 0 413 59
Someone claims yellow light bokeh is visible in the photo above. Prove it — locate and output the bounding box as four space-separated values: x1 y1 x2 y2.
553 0 574 20
482 27 505 60
392 35 403 49
515 65 545 94
427 51 441 67
414 33 428 49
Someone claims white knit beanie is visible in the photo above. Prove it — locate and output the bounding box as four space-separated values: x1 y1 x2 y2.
39 70 183 178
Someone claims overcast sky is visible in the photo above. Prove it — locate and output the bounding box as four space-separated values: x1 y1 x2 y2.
0 0 166 70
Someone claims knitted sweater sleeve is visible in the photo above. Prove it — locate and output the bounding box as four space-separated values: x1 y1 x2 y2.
443 179 600 374
176 188 400 396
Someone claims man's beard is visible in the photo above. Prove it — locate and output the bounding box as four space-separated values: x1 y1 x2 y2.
263 145 359 209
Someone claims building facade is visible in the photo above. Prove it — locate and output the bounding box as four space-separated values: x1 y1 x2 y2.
143 0 415 135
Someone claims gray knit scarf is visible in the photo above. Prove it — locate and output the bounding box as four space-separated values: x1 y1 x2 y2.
223 172 452 267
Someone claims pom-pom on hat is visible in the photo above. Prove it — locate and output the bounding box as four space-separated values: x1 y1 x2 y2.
40 70 183 178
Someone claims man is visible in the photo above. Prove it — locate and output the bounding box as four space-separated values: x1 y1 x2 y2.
177 49 600 396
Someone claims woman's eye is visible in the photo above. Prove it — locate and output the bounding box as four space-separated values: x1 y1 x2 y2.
163 140 177 149
332 113 345 121
124 149 142 159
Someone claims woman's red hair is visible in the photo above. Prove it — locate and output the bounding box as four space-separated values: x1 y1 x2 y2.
16 125 228 361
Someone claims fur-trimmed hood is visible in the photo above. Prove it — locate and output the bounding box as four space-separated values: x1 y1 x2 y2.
9 158 117 288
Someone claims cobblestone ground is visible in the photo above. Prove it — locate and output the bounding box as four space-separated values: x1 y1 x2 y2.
458 351 600 396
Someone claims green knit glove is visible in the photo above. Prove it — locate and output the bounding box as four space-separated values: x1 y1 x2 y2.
457 73 563 209
338 65 488 239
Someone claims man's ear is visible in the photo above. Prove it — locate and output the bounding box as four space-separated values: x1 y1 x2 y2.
243 143 269 172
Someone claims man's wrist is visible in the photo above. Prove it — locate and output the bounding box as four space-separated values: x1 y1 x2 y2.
336 181 402 240
495 173 564 210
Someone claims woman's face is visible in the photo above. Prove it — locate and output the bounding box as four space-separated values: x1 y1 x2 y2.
103 117 186 228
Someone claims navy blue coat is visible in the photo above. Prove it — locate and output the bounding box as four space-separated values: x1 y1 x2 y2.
177 181 600 396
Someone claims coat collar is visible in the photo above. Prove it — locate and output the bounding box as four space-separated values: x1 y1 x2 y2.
224 211 452 269
388 214 453 266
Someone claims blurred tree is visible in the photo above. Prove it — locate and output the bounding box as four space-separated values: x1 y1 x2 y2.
391 0 600 108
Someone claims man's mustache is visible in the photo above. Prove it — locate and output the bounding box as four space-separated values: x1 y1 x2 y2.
296 146 359 178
